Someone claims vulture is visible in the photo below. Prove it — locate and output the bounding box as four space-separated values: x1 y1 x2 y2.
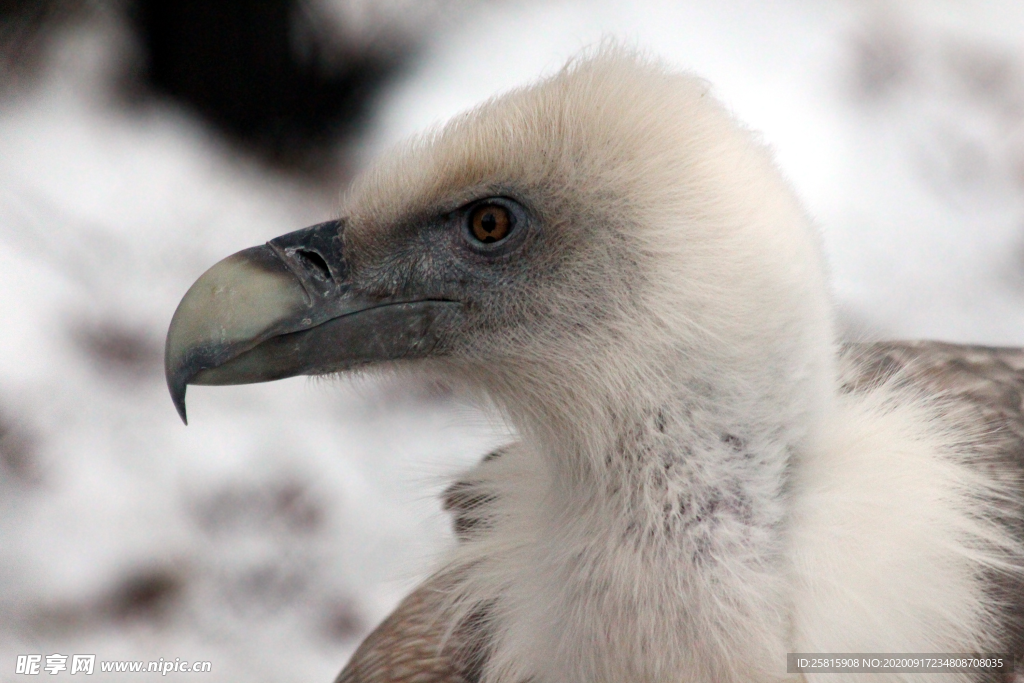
165 51 1024 682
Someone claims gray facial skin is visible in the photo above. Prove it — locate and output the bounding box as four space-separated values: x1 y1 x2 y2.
164 220 461 424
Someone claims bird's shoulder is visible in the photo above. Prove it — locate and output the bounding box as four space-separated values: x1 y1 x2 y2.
841 340 1024 677
841 340 1024 469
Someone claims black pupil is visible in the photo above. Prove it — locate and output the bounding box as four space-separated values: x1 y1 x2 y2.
480 212 498 240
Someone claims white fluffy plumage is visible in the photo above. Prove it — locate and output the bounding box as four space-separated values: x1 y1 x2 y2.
337 49 1024 683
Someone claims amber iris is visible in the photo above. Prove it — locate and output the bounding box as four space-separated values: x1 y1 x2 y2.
469 203 512 243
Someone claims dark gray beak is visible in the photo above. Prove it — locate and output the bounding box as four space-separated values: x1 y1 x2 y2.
165 220 458 424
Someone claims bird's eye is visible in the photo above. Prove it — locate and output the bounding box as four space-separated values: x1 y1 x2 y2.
469 203 513 244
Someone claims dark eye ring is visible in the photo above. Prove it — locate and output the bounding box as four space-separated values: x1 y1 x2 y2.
468 203 514 244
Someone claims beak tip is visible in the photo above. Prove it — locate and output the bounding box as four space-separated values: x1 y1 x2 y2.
167 370 189 425
172 388 189 425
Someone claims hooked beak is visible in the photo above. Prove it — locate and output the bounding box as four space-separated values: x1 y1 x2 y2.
165 220 459 424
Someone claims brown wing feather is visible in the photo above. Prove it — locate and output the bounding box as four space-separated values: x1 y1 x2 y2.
843 341 1024 465
335 342 1024 682
334 569 483 683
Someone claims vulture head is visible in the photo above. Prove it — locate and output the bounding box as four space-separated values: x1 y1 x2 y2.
167 52 832 452
165 50 1022 683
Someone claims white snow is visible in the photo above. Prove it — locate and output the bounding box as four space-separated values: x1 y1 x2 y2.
2 2 1024 681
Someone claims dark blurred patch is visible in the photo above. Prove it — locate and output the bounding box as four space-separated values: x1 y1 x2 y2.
0 0 83 90
0 405 40 485
849 14 1024 201
103 567 184 623
945 46 1024 192
232 564 309 611
28 566 185 633
945 42 1024 123
272 479 325 531
125 0 410 175
3 0 413 173
71 319 162 381
194 476 326 535
190 476 338 617
849 18 912 100
322 597 364 642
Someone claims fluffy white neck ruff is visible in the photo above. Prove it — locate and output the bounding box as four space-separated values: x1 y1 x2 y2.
450 326 822 682
447 343 1018 683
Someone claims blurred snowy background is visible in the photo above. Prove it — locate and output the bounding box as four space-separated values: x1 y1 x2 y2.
2 0 1024 680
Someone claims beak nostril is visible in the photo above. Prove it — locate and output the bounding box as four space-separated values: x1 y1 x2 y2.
295 249 333 281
